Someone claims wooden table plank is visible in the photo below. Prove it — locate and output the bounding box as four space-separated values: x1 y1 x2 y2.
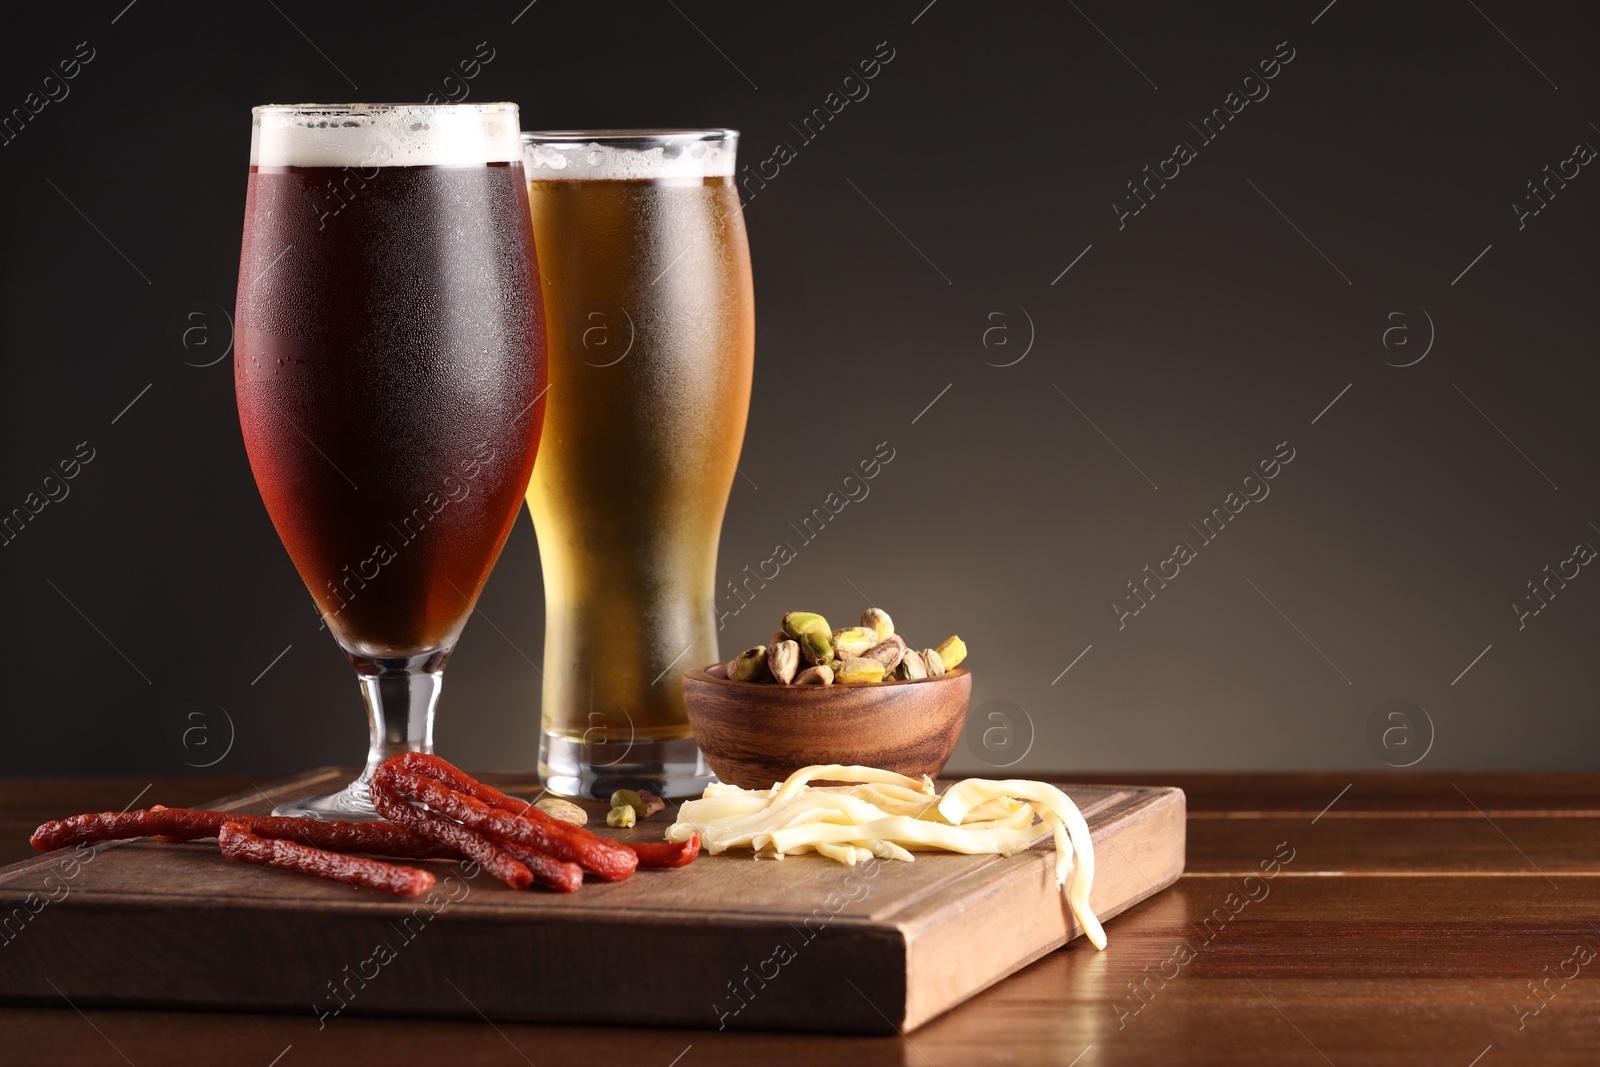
1066 772 1600 816
1187 816 1600 875
1090 874 1600 979
2 979 1592 1067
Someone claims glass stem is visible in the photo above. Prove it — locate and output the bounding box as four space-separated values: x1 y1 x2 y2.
350 649 451 786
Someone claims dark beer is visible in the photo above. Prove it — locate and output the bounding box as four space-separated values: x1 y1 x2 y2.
237 162 545 657
235 103 544 818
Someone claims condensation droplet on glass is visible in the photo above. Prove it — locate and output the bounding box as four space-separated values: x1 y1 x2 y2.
585 148 605 167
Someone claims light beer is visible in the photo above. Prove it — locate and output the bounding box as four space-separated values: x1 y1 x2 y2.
522 131 754 797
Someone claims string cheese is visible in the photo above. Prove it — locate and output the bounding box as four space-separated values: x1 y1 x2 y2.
666 764 1106 950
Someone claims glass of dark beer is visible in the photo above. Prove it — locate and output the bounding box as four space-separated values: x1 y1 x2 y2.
520 130 754 798
236 103 547 818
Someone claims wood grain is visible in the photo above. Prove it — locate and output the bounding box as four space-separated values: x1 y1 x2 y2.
1058 772 1600 817
2 773 1596 1067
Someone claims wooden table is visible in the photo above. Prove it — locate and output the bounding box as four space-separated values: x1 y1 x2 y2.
2 773 1596 1066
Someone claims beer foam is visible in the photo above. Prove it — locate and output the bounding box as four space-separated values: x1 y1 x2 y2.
251 104 522 168
521 130 737 180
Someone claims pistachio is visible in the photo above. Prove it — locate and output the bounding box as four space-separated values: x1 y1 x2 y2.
863 634 906 673
609 788 665 818
794 664 835 685
896 648 928 680
742 609 961 684
934 635 967 670
534 797 588 826
610 789 644 817
782 611 832 640
861 608 894 643
705 661 729 679
797 629 834 666
769 639 800 684
732 645 769 682
831 626 877 658
835 657 887 684
606 804 636 828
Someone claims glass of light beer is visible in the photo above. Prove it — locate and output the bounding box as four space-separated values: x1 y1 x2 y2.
521 129 754 798
236 103 547 817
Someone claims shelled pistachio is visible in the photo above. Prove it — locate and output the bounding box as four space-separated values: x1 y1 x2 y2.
732 645 769 682
831 626 877 659
835 658 887 684
861 608 894 643
934 636 967 670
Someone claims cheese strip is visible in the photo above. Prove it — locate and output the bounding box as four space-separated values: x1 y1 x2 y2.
815 842 875 865
769 764 931 803
869 839 915 862
763 816 1040 857
667 772 1107 951
939 779 1103 950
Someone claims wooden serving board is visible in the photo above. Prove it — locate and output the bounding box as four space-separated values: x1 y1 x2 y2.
0 769 1184 1034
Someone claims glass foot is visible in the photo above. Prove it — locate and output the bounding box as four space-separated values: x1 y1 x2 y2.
271 775 383 821
540 729 716 800
274 649 448 820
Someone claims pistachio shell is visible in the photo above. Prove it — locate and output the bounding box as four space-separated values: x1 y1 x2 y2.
863 634 906 673
794 664 835 685
770 639 800 684
896 649 928 680
534 797 587 826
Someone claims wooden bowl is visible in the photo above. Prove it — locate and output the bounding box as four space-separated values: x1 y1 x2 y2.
681 666 972 789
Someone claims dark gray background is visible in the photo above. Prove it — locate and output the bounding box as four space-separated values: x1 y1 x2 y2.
1 1 1595 779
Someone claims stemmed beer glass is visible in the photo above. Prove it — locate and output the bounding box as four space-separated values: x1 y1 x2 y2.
235 103 547 818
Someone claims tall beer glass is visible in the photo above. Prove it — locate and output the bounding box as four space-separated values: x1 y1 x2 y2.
236 104 547 817
521 130 753 798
